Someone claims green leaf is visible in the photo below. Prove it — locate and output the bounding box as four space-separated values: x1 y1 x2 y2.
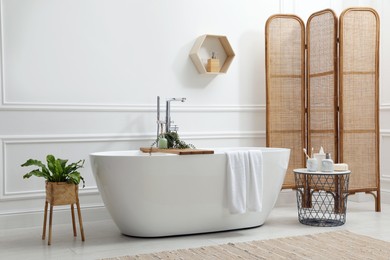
21 159 45 168
46 155 56 175
54 159 64 175
46 155 65 182
59 158 68 172
67 171 85 188
67 171 80 184
80 175 85 188
21 159 50 176
23 169 50 179
64 160 85 175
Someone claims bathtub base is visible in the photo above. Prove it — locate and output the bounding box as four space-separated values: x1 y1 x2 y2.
121 224 263 238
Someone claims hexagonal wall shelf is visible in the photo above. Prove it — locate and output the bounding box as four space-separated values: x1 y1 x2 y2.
189 34 235 74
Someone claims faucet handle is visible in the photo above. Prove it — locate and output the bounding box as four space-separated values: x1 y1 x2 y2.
167 97 186 102
170 125 179 132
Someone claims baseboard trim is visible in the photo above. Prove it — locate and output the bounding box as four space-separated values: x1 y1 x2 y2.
0 205 110 230
275 190 296 207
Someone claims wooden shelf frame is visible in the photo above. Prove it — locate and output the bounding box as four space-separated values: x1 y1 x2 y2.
189 34 235 74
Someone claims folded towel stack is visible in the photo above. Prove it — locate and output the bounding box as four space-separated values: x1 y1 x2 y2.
334 163 349 171
226 150 263 214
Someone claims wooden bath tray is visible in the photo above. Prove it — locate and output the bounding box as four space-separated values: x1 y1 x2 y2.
140 147 214 155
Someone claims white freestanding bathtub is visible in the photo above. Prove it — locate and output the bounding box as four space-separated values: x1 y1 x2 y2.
90 147 290 237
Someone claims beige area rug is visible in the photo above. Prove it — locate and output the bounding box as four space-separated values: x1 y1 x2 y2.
104 231 390 260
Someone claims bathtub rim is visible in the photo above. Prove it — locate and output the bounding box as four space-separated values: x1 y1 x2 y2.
90 147 290 157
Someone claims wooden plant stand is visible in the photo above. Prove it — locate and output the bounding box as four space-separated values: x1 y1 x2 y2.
42 182 85 245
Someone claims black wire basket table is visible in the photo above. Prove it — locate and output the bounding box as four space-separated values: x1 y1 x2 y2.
293 169 351 227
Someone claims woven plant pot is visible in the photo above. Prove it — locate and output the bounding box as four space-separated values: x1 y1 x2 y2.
45 181 78 205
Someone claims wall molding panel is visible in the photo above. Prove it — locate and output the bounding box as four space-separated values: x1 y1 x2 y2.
1 131 266 201
1 131 266 143
0 131 266 224
380 130 390 210
380 132 390 181
0 102 265 113
380 104 390 110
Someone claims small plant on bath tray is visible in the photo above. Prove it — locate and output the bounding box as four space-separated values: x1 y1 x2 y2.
149 130 195 154
164 131 195 149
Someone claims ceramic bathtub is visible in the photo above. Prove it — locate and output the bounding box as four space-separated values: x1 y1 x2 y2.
90 147 290 237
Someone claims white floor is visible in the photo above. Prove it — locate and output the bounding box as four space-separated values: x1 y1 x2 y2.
1 200 389 260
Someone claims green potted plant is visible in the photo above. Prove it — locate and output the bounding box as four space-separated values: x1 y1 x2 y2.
21 154 85 205
22 154 86 245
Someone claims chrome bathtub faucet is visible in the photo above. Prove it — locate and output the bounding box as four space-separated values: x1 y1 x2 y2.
165 97 186 133
156 96 186 142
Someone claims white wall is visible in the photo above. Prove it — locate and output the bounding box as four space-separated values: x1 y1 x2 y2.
0 0 389 227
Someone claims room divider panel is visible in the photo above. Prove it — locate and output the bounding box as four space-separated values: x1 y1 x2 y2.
265 14 306 189
265 8 380 211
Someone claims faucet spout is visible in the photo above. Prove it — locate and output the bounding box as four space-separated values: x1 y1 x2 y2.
165 97 186 133
156 96 161 142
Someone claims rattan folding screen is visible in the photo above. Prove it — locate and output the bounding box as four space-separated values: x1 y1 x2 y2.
265 8 380 211
265 15 306 189
339 8 380 211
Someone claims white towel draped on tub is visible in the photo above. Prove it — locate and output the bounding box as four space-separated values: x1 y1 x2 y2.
226 150 263 214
